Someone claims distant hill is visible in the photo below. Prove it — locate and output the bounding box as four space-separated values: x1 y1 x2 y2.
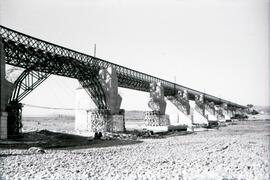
23 114 75 120
23 111 145 121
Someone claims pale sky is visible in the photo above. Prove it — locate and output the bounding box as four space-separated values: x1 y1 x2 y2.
0 0 269 116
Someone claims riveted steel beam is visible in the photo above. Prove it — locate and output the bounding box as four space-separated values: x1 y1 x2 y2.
0 25 246 109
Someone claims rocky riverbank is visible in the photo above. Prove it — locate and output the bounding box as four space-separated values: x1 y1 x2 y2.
0 120 269 179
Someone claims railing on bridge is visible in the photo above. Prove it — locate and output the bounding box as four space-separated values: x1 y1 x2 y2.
0 25 245 109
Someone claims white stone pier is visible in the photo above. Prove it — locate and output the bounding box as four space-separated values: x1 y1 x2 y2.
221 103 231 121
143 82 171 132
189 94 209 127
204 102 218 121
166 90 192 130
166 100 192 127
215 105 226 122
75 66 124 136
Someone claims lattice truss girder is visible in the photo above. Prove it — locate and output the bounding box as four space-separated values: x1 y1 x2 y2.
2 38 107 108
0 25 245 109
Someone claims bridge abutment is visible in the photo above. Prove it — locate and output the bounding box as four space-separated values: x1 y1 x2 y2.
1 40 16 139
75 66 125 136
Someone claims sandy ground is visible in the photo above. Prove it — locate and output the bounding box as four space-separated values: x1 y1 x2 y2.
0 119 270 179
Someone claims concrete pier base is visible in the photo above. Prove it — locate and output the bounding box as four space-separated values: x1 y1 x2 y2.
76 109 125 136
88 110 125 133
75 87 125 136
0 112 8 139
144 111 170 126
143 111 188 133
143 111 171 132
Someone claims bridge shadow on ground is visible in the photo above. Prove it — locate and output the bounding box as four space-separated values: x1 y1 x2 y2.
0 129 197 151
0 130 143 150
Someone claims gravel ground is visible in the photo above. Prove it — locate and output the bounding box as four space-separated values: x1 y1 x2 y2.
0 120 269 180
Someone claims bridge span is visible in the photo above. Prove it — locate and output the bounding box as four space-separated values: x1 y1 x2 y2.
0 25 244 108
0 25 247 139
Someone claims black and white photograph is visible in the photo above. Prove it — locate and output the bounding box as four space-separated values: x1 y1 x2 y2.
0 0 269 179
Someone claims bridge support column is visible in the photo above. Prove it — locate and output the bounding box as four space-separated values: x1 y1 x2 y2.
204 102 219 127
215 105 225 122
75 66 124 136
144 82 170 132
233 108 248 120
221 103 231 121
166 90 191 128
204 102 218 121
1 40 15 139
189 94 209 127
227 109 233 119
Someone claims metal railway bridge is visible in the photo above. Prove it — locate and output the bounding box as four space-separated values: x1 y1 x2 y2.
0 25 245 111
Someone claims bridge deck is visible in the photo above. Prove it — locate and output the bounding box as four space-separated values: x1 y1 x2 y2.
0 25 245 108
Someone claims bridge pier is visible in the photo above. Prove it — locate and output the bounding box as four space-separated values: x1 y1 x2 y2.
204 102 218 121
166 90 192 128
75 66 125 136
215 105 226 122
233 107 248 120
204 102 219 128
144 82 171 132
221 103 231 121
227 109 234 119
189 94 209 127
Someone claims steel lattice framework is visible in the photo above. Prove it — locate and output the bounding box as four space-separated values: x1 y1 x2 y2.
0 25 245 109
10 70 50 102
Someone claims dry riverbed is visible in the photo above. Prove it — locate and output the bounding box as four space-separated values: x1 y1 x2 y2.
0 120 269 179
